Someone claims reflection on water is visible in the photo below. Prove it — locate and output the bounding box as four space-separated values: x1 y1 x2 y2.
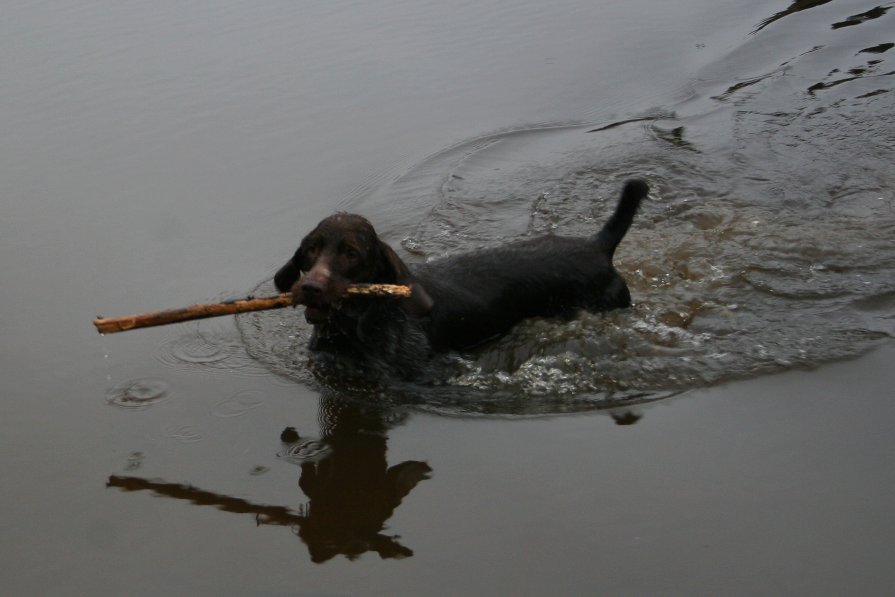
752 0 834 34
753 1 892 34
831 5 890 29
108 393 430 562
289 394 430 562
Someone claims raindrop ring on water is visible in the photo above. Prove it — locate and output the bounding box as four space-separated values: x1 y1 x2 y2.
106 378 171 409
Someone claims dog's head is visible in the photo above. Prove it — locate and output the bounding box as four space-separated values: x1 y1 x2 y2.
274 213 432 323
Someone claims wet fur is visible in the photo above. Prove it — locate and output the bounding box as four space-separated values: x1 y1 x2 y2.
274 179 649 379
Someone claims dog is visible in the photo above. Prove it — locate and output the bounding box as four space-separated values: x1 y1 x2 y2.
274 179 649 380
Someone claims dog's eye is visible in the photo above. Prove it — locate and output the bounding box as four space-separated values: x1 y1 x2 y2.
341 246 360 261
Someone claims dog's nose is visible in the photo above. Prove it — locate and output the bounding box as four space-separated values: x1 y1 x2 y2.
299 280 324 301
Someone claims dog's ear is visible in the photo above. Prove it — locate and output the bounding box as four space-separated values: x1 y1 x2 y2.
376 240 411 282
403 282 434 317
274 253 301 293
377 240 434 316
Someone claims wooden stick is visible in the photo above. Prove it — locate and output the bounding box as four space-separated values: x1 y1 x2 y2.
344 283 412 298
93 283 411 334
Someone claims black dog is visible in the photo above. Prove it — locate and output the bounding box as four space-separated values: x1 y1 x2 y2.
274 179 648 379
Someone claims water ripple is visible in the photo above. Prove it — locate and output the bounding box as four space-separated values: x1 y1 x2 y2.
106 378 171 409
239 34 894 416
155 327 269 377
165 425 204 444
212 390 265 418
278 439 331 464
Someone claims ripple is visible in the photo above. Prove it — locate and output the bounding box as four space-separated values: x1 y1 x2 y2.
155 327 269 377
165 425 204 443
235 291 318 388
167 336 231 364
212 390 265 418
125 451 144 471
278 439 331 464
106 378 171 409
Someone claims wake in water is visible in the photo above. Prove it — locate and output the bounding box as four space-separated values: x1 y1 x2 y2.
237 3 894 414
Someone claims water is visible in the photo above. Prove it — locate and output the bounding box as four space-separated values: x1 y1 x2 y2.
2 0 894 594
240 16 894 412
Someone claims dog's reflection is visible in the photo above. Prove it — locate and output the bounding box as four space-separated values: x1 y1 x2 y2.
107 393 431 562
286 394 431 561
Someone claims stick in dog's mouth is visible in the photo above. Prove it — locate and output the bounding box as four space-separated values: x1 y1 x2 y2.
93 283 412 334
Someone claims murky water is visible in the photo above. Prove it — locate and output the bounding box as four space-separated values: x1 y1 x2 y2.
2 0 894 594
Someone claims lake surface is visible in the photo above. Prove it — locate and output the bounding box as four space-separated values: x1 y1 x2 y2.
2 0 894 594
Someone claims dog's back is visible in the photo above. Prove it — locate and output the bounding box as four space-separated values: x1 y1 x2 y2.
414 179 648 350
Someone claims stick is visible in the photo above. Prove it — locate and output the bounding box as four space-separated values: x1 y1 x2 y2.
93 283 411 334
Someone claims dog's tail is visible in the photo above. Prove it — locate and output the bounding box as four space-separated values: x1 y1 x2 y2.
594 179 648 259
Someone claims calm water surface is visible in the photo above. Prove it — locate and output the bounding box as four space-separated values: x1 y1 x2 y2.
2 0 894 594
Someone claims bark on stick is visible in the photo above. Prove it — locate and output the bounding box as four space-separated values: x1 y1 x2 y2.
93 284 411 334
